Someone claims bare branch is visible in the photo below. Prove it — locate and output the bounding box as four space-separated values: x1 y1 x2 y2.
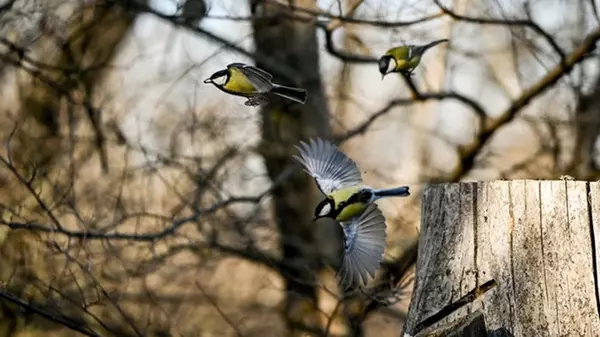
452 25 600 180
336 88 486 143
111 0 302 83
434 0 566 63
0 289 102 337
195 280 245 337
269 0 444 29
1 195 259 241
322 26 378 63
0 155 65 231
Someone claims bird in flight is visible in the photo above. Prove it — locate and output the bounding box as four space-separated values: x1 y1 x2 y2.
293 138 411 289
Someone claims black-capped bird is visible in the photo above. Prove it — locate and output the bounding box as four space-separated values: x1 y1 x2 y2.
378 39 449 78
293 138 410 223
293 138 410 289
203 63 307 107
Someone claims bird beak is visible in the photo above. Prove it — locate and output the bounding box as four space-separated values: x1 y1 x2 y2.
381 74 385 80
312 216 318 222
203 78 212 84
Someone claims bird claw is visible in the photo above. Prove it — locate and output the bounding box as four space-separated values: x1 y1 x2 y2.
244 98 261 107
245 95 270 107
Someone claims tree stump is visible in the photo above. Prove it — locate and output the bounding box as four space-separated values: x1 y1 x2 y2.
403 180 600 337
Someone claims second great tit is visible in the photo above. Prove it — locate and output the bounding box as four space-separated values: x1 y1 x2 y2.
378 39 449 78
293 138 410 223
203 63 307 107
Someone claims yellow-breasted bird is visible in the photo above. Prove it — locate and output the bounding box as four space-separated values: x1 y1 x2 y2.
203 63 307 107
378 39 449 78
294 138 410 223
293 138 411 289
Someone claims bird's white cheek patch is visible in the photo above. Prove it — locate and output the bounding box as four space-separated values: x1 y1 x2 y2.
387 59 397 73
320 204 331 216
212 75 227 85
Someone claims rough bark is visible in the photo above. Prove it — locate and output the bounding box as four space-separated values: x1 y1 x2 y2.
415 310 488 337
404 180 600 337
250 1 332 336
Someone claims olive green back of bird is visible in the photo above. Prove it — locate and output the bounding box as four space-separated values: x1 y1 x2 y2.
385 38 449 73
385 46 420 72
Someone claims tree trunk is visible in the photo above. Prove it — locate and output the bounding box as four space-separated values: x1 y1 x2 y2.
566 71 600 179
0 1 138 334
8 0 138 175
250 1 332 336
404 180 600 337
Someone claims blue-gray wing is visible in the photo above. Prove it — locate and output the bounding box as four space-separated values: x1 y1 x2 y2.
242 64 273 81
228 63 273 92
293 138 363 196
338 203 387 290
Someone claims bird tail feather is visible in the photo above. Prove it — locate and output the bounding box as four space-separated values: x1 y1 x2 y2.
271 84 307 104
417 38 449 55
372 186 410 199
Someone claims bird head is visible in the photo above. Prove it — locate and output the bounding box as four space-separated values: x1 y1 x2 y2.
313 198 335 221
378 55 397 79
203 69 229 87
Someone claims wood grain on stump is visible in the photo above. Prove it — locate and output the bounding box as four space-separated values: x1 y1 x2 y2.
404 180 600 337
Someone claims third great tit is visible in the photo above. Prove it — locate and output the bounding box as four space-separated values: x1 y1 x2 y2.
203 63 307 107
293 138 410 223
378 39 449 78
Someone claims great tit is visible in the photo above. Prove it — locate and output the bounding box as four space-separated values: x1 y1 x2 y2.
293 138 405 290
203 63 307 107
378 39 449 78
293 138 410 223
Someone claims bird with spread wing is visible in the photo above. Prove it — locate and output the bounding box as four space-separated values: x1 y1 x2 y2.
293 138 410 289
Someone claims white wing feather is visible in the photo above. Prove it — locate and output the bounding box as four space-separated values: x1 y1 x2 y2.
337 203 387 290
293 138 363 195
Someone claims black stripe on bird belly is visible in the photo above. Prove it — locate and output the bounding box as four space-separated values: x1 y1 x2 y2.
335 189 374 221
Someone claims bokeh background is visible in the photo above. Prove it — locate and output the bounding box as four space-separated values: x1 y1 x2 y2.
0 0 599 336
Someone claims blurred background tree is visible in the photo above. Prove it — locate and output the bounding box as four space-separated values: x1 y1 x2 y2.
0 0 598 336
